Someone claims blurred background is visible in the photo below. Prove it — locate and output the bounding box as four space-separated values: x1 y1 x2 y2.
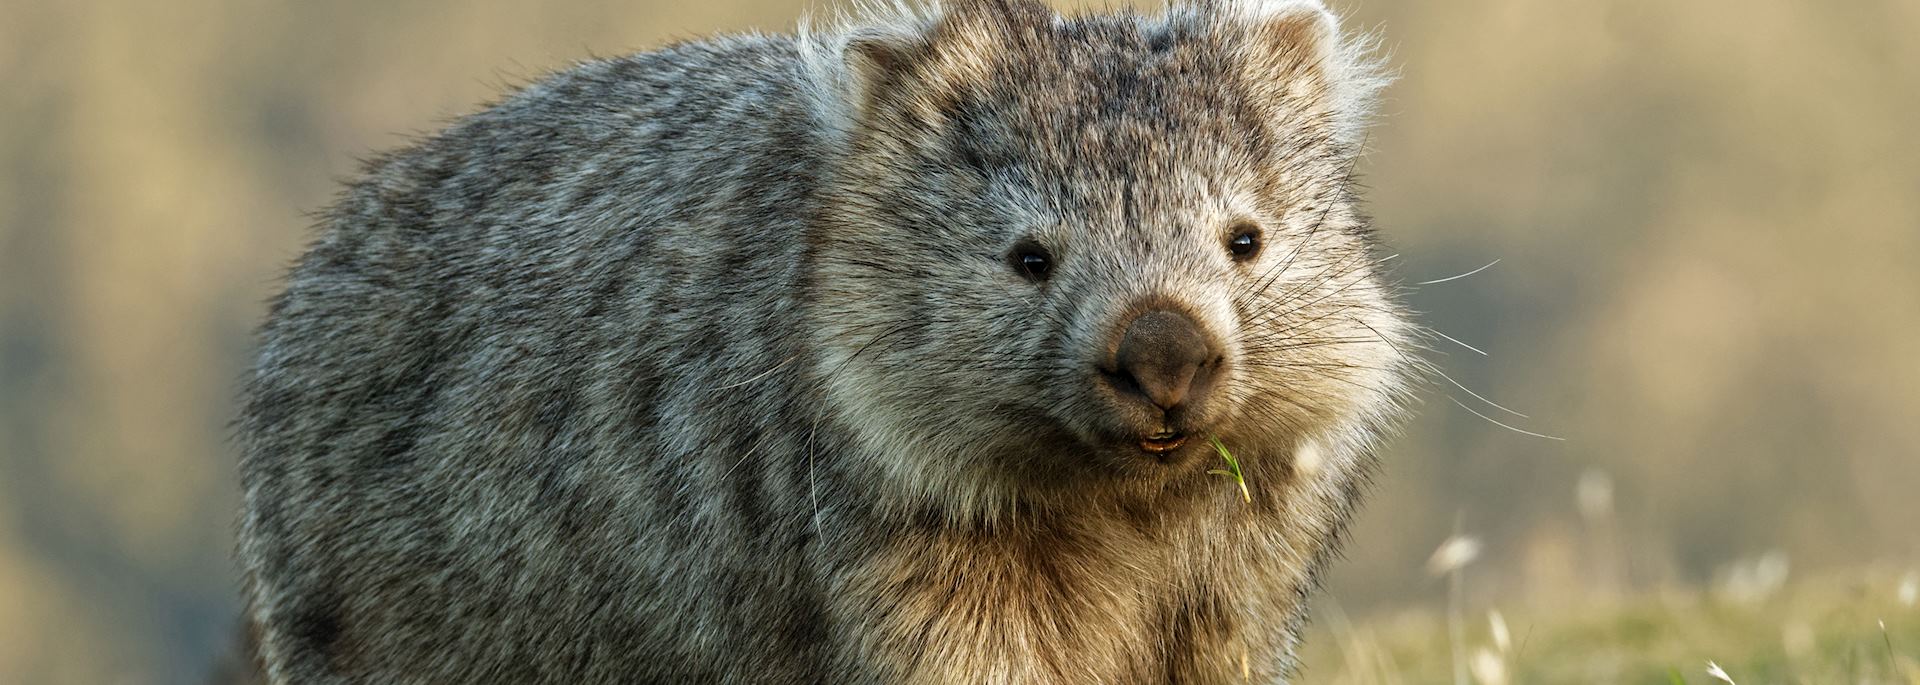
1 0 1914 682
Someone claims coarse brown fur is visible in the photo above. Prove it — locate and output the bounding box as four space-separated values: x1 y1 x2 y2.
234 1 1415 682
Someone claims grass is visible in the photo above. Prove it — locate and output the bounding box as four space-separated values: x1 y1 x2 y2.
1207 435 1251 503
1298 567 1920 684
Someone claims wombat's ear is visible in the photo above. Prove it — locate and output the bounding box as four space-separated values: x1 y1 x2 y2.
835 0 1051 125
1207 0 1387 147
841 29 932 122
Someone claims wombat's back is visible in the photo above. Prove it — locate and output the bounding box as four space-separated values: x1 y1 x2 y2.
238 36 844 682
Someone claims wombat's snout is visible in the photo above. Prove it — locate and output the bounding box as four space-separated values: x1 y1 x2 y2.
1100 309 1224 424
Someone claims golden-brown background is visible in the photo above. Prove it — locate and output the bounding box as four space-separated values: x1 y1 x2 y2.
1 1 1914 682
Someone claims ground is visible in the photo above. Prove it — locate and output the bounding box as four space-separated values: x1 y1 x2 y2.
1299 567 1920 684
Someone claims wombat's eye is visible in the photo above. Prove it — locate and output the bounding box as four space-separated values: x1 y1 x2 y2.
1227 224 1261 261
1009 241 1053 282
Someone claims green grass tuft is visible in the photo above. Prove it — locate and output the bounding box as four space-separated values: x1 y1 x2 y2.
1207 435 1251 503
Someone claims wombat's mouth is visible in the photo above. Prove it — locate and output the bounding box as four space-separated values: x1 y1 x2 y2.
1138 431 1187 454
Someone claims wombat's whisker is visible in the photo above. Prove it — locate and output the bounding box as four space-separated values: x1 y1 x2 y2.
1244 248 1381 332
1429 329 1488 357
1446 397 1565 441
1244 363 1399 395
1414 258 1501 286
1358 318 1557 438
1242 337 1384 355
1432 366 1530 419
1243 293 1388 341
1241 303 1391 341
1247 149 1365 294
1250 204 1334 295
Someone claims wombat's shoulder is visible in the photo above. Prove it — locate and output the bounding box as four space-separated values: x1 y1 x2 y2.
243 31 831 486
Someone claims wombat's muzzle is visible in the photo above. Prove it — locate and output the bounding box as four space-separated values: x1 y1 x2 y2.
1097 309 1225 454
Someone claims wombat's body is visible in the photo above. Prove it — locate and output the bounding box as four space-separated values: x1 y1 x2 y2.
237 1 1415 682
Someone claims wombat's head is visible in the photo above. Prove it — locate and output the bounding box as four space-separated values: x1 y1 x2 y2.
805 0 1414 514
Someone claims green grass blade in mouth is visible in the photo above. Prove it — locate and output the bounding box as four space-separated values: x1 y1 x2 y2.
1207 435 1251 503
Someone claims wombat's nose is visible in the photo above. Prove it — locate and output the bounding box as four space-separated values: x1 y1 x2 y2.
1106 310 1219 411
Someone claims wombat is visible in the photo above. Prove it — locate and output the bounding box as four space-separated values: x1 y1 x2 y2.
235 0 1416 682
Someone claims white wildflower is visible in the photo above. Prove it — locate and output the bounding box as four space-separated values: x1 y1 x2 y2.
1706 661 1736 684
1575 468 1613 522
1469 648 1507 685
1427 535 1482 576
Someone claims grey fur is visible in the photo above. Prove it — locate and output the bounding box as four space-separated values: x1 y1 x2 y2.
236 1 1416 682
